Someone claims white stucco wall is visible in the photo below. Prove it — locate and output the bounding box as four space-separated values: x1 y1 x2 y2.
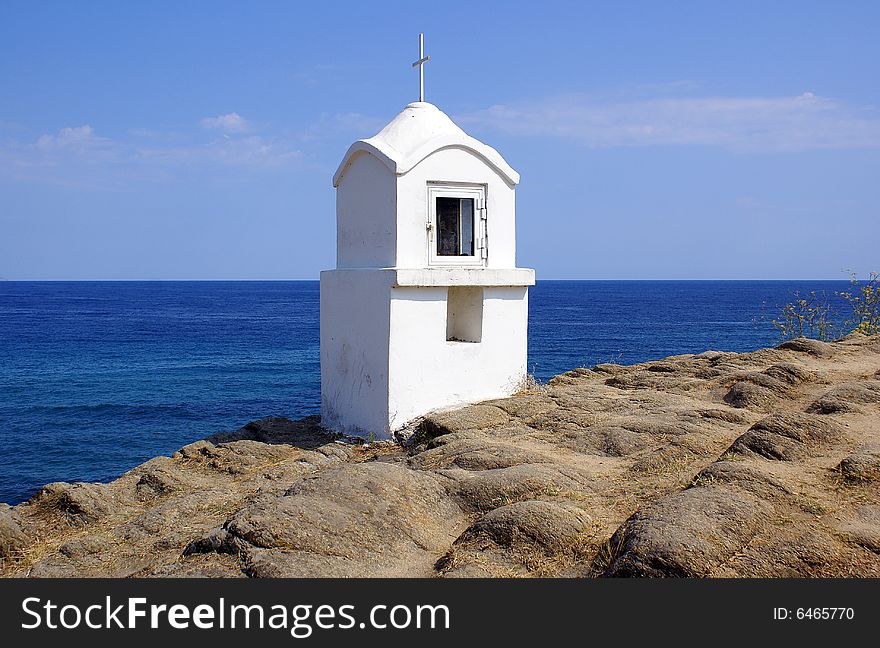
387 286 528 430
320 270 391 435
396 147 517 269
338 145 517 271
336 151 397 269
320 270 531 437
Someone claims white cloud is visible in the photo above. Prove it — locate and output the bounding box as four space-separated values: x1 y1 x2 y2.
457 92 880 152
0 118 301 187
35 125 110 151
134 134 300 167
207 134 300 165
200 112 250 133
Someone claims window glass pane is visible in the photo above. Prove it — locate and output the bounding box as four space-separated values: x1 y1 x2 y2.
460 198 474 256
436 197 461 256
436 196 476 257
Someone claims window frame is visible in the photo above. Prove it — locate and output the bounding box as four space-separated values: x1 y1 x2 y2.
427 183 487 267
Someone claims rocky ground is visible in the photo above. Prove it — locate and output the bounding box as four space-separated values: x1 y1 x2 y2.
2 334 879 578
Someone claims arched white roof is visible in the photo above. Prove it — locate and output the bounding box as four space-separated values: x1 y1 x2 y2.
332 102 519 187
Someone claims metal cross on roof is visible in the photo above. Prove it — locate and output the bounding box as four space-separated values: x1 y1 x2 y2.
411 33 430 102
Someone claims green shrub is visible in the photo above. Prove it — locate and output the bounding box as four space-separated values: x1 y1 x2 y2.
772 290 834 341
838 271 880 335
773 271 879 341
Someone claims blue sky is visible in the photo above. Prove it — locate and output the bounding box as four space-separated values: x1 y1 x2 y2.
1 1 878 280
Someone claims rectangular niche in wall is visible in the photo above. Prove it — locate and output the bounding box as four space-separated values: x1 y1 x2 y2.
446 286 483 343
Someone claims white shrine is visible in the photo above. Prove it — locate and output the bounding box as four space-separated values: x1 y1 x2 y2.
320 35 535 437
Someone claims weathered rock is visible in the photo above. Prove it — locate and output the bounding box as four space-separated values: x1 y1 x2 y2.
408 437 552 471
807 382 880 415
446 464 589 513
485 394 557 420
597 427 653 457
59 535 111 559
213 462 466 577
183 527 239 557
777 337 835 358
554 425 654 457
723 380 776 409
457 500 592 551
618 418 691 437
837 446 880 482
722 363 813 410
693 461 790 499
752 531 846 576
647 362 678 373
32 482 113 524
591 363 630 375
605 371 702 391
0 506 29 559
3 333 880 579
697 408 751 424
205 415 332 447
764 362 816 385
602 486 772 577
836 505 880 554
143 552 246 578
752 411 841 443
172 439 303 475
130 458 190 500
726 412 841 461
415 405 511 443
727 429 804 461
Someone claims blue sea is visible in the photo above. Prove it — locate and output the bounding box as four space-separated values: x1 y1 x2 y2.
0 280 852 505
